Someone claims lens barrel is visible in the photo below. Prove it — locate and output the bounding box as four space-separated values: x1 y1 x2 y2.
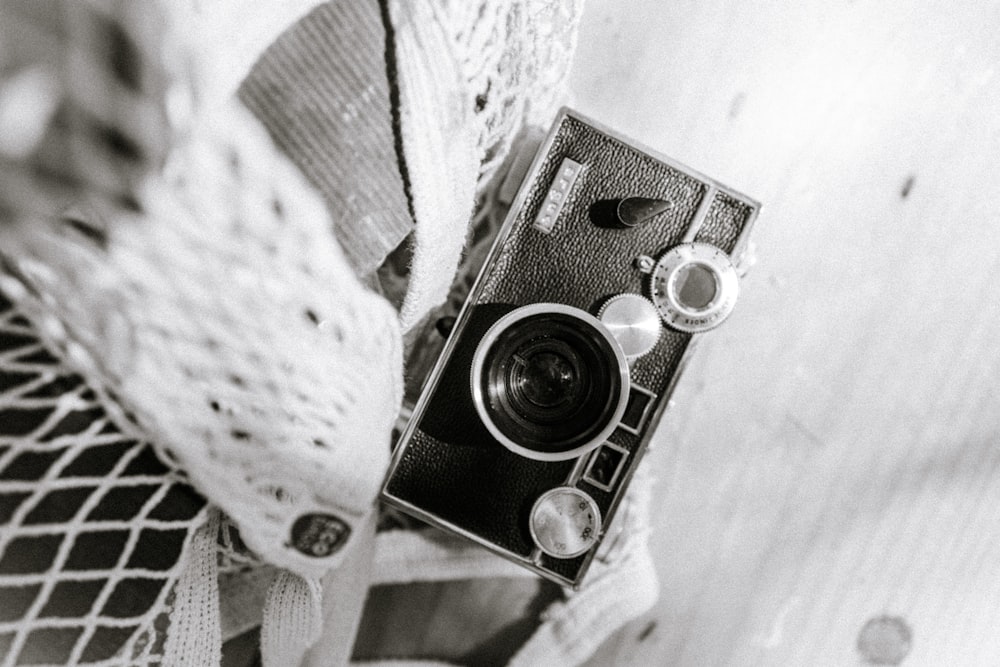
471 304 630 461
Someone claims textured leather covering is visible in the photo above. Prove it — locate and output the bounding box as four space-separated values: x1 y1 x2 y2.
384 111 758 586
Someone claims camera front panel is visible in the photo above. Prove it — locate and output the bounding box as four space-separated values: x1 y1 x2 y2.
383 110 759 587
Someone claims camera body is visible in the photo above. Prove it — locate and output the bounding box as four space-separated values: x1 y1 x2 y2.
382 109 760 587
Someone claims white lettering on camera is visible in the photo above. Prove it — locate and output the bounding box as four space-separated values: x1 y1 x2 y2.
533 158 584 234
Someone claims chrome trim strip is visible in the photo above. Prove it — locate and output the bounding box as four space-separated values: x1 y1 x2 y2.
682 185 717 243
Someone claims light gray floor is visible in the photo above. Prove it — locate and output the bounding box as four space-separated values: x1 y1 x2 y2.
572 0 1000 664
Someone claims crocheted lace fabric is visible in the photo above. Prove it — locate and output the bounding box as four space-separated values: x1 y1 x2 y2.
386 0 585 329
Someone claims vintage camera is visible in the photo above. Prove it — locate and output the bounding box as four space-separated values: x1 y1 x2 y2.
381 109 760 587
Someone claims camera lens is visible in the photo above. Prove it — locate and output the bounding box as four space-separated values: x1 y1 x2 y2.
521 354 573 404
513 346 580 409
471 304 630 461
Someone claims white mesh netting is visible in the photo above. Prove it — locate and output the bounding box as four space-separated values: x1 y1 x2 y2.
0 289 209 665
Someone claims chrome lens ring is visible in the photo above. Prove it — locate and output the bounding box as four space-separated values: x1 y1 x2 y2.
470 304 630 462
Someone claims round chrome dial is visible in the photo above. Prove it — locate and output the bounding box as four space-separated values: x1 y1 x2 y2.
597 294 661 360
529 487 601 558
646 242 739 333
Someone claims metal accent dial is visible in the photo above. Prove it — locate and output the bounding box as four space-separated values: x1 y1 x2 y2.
597 294 661 360
529 487 601 558
641 242 739 333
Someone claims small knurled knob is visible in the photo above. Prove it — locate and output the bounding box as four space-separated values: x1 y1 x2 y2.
597 294 661 360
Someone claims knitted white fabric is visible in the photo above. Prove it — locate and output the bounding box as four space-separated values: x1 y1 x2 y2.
386 0 479 330
163 511 222 667
260 571 323 667
371 529 532 585
0 93 404 581
174 0 588 328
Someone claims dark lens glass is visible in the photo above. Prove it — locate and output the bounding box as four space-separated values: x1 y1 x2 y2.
503 337 590 427
478 311 624 455
514 350 579 409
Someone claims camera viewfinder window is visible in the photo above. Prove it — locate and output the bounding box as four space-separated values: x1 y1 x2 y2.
583 444 628 490
619 385 655 434
676 263 718 311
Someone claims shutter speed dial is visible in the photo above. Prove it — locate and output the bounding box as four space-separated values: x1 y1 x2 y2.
597 294 661 360
529 487 601 558
638 242 739 333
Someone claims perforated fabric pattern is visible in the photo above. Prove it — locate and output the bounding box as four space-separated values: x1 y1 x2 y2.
0 98 404 579
0 290 208 666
